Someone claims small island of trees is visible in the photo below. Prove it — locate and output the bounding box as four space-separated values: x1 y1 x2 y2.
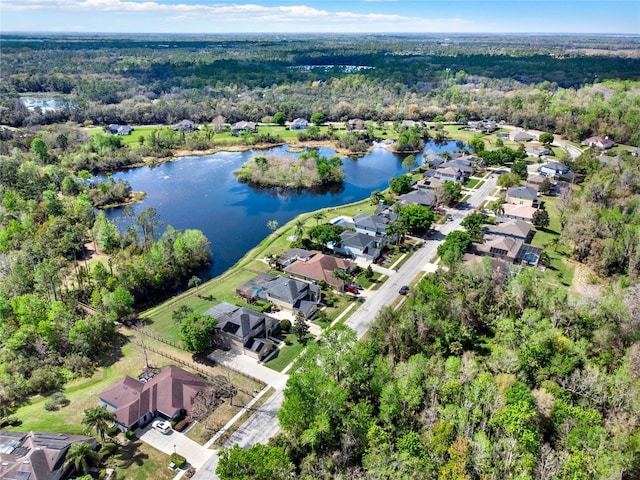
235 149 345 188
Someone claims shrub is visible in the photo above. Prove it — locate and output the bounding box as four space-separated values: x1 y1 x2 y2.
174 418 190 432
107 425 120 438
125 430 136 440
279 319 292 332
44 400 58 411
170 453 187 468
100 442 117 457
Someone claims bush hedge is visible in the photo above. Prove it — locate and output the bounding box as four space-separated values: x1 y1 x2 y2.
170 453 187 468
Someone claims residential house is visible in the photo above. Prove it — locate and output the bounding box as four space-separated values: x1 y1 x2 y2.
236 273 321 318
596 155 621 166
275 248 315 270
107 124 133 135
99 365 212 431
284 253 355 292
397 189 437 207
347 118 366 131
582 136 614 150
509 130 534 142
439 159 474 179
525 145 552 157
468 120 498 133
500 204 537 223
434 166 465 183
401 120 420 130
204 302 278 360
231 121 257 135
0 430 96 480
173 119 195 131
483 219 532 242
289 118 309 130
353 213 389 237
538 161 571 178
632 148 640 157
463 254 511 281
472 235 541 266
506 186 539 208
527 173 548 187
333 230 382 262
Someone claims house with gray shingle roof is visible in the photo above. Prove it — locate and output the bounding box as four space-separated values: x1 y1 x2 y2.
205 302 277 360
506 186 539 208
483 219 532 242
353 213 389 237
289 118 309 130
397 189 437 207
236 273 320 318
333 231 382 262
539 161 571 178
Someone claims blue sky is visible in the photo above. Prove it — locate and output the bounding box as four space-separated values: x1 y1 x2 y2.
1 0 638 34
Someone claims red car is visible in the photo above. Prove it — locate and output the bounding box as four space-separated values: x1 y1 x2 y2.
345 284 360 294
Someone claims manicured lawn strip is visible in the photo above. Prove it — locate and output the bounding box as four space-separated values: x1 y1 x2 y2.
530 195 575 287
264 337 305 372
465 178 480 189
476 180 485 188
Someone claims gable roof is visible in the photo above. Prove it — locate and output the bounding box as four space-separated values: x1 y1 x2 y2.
276 248 315 268
439 159 474 173
99 365 211 428
284 253 354 290
500 204 537 221
540 161 570 174
475 235 523 260
339 230 379 249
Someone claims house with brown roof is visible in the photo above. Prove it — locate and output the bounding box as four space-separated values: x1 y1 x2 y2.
582 136 614 150
483 219 532 242
205 302 277 360
284 253 355 292
509 130 534 142
473 235 524 263
347 118 366 130
0 430 96 480
99 365 212 431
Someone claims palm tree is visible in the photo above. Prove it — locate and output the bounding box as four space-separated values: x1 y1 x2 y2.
294 219 306 240
82 406 115 443
387 219 408 245
312 212 326 225
488 199 505 217
64 441 99 476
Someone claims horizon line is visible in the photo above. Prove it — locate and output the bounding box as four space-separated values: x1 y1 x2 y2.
2 31 639 36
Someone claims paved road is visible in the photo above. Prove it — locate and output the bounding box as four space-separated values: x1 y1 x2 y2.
346 174 497 339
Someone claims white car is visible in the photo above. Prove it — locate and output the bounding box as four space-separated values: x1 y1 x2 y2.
152 420 172 434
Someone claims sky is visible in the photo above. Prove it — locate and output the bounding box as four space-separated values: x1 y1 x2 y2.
1 0 638 35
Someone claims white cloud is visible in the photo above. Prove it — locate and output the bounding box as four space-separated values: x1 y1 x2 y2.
0 0 473 30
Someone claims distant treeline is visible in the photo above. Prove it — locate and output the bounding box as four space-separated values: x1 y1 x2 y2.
1 34 640 145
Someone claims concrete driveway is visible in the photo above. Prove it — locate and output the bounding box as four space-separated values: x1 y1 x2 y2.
208 348 288 389
136 422 215 469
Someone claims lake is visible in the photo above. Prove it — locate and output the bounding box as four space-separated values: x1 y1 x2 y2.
103 141 462 279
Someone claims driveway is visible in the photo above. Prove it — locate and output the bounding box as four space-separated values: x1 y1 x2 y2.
136 422 215 469
208 348 288 389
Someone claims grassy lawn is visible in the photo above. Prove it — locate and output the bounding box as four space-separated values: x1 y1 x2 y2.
104 439 175 480
264 335 306 372
530 195 575 287
465 178 481 189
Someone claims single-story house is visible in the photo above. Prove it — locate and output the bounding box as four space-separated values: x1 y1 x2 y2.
463 253 511 282
236 273 321 318
173 119 195 131
284 253 355 292
539 161 571 178
632 148 640 157
347 118 366 130
231 121 257 135
353 213 389 237
333 230 382 262
107 124 133 135
509 131 534 142
527 173 548 187
483 219 532 242
275 248 315 269
525 145 552 157
289 118 309 130
500 204 537 223
582 136 614 150
506 186 539 208
468 120 498 133
0 430 96 480
401 120 420 130
205 302 277 360
99 365 212 431
397 189 437 207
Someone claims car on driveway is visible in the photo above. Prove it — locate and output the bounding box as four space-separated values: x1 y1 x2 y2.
152 420 172 435
346 284 360 294
399 285 410 295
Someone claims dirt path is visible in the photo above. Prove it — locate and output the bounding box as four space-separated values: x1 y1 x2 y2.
569 261 605 301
